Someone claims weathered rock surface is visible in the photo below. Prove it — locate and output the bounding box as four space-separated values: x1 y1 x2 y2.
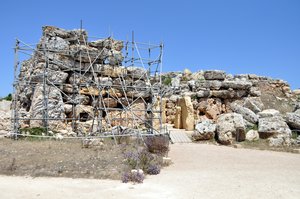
246 130 259 141
127 67 148 79
197 98 225 121
11 25 300 146
285 112 300 129
192 120 216 141
204 70 226 80
174 106 182 129
0 100 11 132
75 105 94 121
258 116 291 139
216 113 245 145
258 109 280 118
268 135 292 147
244 97 264 113
179 96 195 131
221 80 252 90
29 85 65 130
230 102 258 124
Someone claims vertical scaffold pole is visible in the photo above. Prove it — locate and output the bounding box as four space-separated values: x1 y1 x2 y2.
12 39 20 139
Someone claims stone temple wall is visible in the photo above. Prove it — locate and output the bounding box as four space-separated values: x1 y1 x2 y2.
14 26 161 136
160 69 300 146
6 26 300 147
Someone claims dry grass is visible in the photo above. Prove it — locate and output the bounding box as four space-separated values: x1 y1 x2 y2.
239 139 300 153
0 138 128 179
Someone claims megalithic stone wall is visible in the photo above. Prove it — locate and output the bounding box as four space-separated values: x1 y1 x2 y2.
14 26 161 136
162 70 299 127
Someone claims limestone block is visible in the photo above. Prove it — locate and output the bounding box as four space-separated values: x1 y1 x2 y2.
216 113 245 145
179 96 195 131
192 119 216 141
79 87 105 96
203 70 226 80
174 106 182 129
258 116 291 139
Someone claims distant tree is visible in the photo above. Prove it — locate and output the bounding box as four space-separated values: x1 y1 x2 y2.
2 93 12 101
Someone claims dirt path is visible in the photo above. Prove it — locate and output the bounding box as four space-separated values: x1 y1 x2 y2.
1 143 300 199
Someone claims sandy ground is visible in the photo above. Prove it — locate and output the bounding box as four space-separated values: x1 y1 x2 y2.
0 143 300 199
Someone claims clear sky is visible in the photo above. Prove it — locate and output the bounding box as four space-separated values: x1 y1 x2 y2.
1 0 299 97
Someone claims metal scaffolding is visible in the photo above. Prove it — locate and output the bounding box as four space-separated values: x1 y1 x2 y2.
12 27 164 139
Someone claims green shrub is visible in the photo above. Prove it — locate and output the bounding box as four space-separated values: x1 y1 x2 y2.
246 124 258 132
162 76 172 86
1 93 12 101
291 131 299 139
181 76 189 81
20 127 47 136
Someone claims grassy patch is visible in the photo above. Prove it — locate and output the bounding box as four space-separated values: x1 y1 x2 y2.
292 131 299 139
240 139 299 153
19 127 60 141
245 124 258 133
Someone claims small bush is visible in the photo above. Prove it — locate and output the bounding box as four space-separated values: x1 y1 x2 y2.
145 135 169 155
123 151 139 169
122 145 164 183
121 171 144 183
181 76 189 81
123 148 155 171
162 76 172 86
292 131 299 139
146 164 161 175
20 127 47 136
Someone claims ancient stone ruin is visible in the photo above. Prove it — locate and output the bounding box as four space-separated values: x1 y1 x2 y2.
161 69 300 146
12 26 163 137
1 26 299 147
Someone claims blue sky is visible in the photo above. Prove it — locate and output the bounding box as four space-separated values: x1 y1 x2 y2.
1 0 300 97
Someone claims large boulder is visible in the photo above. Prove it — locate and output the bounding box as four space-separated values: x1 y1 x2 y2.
268 136 292 147
39 35 70 51
221 80 252 90
285 112 300 129
0 100 11 132
127 66 148 79
258 116 291 139
258 109 280 118
230 102 258 124
31 64 68 84
75 105 94 122
179 96 195 131
196 90 210 98
198 98 225 121
216 113 246 145
97 77 113 86
171 76 181 88
246 130 259 141
207 80 222 90
79 87 105 96
192 120 216 141
29 84 66 130
97 65 126 78
103 98 118 108
243 97 264 113
203 70 226 80
42 26 87 42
